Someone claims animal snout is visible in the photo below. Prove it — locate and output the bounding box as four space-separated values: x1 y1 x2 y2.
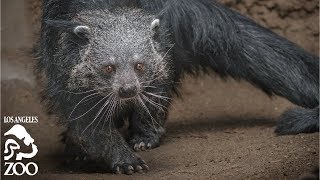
118 85 138 99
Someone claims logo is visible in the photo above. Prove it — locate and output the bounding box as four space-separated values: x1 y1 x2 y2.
4 124 38 160
3 124 39 176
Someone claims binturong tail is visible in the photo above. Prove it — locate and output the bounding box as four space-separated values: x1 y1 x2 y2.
159 0 319 134
275 106 319 135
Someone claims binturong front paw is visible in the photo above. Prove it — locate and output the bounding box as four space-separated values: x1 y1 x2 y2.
129 133 162 152
111 153 149 174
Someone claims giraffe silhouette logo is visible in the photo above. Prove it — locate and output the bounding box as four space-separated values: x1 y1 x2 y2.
4 124 38 161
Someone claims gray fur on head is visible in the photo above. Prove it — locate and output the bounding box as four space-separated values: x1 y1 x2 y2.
67 8 170 99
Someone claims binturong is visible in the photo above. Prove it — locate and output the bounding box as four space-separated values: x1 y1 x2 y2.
36 0 319 175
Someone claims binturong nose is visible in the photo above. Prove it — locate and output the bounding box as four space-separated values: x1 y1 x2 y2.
118 85 138 99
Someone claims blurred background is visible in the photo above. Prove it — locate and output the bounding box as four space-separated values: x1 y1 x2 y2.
1 0 319 179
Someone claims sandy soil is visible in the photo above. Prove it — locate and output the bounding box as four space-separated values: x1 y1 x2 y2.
1 0 319 179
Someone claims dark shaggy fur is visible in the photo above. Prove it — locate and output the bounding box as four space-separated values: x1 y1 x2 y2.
36 0 319 174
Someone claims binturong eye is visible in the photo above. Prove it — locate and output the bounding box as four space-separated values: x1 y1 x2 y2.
104 65 114 73
135 63 144 71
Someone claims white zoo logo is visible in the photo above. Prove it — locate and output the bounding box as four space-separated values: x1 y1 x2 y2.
4 124 38 160
3 124 39 176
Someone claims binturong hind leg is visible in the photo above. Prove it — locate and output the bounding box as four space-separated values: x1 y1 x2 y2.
275 106 319 135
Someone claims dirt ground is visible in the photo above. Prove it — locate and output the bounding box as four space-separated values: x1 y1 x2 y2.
1 0 319 179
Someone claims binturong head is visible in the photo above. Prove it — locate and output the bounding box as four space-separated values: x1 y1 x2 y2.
47 8 173 104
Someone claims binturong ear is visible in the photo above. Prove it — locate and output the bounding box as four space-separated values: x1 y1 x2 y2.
150 19 161 51
150 19 160 31
73 25 91 40
45 20 91 41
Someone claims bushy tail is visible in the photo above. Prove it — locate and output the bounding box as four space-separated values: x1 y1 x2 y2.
275 106 319 135
159 0 319 134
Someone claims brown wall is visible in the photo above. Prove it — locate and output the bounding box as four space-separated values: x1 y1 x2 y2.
221 0 319 55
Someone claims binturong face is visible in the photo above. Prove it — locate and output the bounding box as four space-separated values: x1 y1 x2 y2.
58 8 172 103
